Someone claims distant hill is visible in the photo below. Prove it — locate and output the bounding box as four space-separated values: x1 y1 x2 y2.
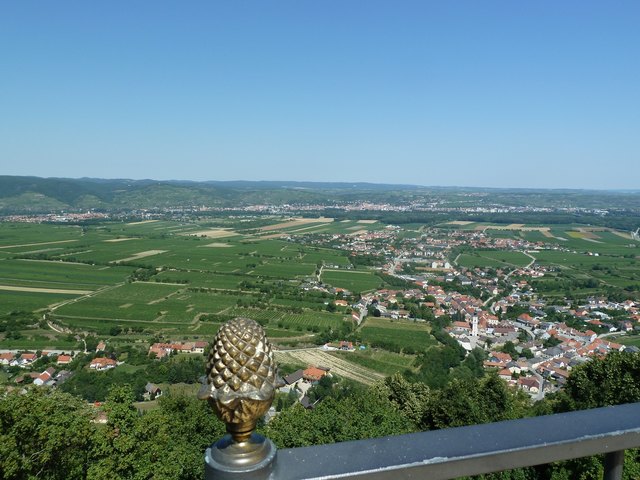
0 175 638 214
0 176 424 213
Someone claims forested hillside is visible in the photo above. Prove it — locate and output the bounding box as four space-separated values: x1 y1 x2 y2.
1 175 639 214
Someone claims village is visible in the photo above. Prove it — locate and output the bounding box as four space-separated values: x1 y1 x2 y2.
287 225 640 400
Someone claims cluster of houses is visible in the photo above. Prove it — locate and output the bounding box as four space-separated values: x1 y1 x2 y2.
1 341 118 387
148 341 208 359
3 211 109 223
448 299 637 397
1 337 210 408
13 367 74 387
0 351 75 368
2 337 211 389
309 235 638 400
0 350 78 388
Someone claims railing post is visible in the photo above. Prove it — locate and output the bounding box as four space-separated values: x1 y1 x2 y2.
200 317 280 479
603 450 625 480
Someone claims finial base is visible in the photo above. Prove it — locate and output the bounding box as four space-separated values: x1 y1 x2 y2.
205 433 277 480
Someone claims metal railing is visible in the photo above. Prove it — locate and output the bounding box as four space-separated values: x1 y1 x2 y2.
206 402 640 480
272 402 640 480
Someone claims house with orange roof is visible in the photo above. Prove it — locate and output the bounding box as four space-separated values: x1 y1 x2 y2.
518 313 533 323
194 341 208 354
34 367 56 386
57 354 72 365
90 357 117 371
452 321 470 330
0 352 15 365
18 352 37 366
303 366 329 382
489 351 513 363
176 342 196 353
149 343 173 359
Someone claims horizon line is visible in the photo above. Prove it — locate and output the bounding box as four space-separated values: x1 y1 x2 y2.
2 174 640 194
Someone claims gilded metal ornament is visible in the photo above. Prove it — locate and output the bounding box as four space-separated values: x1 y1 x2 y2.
199 317 279 443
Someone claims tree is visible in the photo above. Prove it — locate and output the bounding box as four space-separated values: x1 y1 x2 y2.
374 373 430 427
89 387 225 480
0 388 94 479
307 375 336 402
424 374 530 430
543 352 640 479
556 351 640 412
452 347 487 380
265 387 414 448
501 341 519 359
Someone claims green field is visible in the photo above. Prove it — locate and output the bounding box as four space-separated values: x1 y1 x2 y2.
154 270 242 289
457 250 532 269
250 262 316 278
615 335 640 347
321 269 382 293
0 259 134 289
0 334 81 350
359 317 436 354
330 349 417 376
0 223 83 249
53 283 246 323
477 224 640 257
0 290 79 314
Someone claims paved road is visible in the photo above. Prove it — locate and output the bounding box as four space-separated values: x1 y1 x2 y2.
387 257 402 275
517 323 535 341
1 348 74 355
598 331 623 340
484 251 537 310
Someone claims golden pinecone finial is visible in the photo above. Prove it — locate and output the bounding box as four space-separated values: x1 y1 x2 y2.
199 317 278 443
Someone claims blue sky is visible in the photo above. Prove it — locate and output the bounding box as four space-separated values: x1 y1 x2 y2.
1 1 638 189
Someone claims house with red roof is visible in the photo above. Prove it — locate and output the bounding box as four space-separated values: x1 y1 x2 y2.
90 357 117 371
34 367 56 386
518 377 540 393
175 342 196 353
0 352 15 365
18 352 37 366
489 351 513 363
194 341 208 354
518 313 533 323
149 343 173 359
57 354 72 365
303 366 329 382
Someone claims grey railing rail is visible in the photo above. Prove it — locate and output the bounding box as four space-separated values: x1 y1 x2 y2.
270 402 640 480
